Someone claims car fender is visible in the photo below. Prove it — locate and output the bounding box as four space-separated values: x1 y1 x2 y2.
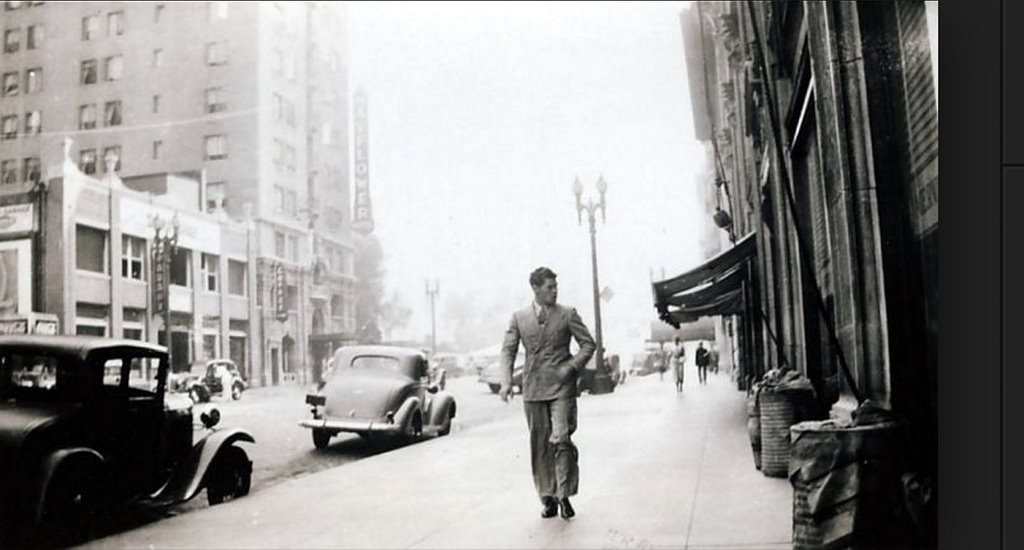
393 395 422 430
154 428 254 503
427 392 456 427
31 447 105 524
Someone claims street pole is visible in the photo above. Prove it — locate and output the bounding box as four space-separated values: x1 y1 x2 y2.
425 279 439 355
573 176 612 394
586 208 605 389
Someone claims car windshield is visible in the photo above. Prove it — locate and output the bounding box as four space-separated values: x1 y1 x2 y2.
0 351 64 398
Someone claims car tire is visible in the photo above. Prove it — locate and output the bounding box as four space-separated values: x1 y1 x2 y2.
438 405 453 436
206 446 252 506
488 383 500 394
231 382 243 400
312 429 332 450
40 459 102 545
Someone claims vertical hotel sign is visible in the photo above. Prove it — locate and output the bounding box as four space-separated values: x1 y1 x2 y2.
352 87 374 234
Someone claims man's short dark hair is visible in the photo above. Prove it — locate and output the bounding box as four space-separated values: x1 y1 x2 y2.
529 267 557 288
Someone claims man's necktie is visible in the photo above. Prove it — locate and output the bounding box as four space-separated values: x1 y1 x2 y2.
538 307 547 325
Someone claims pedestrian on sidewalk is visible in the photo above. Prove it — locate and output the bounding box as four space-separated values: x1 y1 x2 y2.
499 267 596 521
695 341 710 385
672 337 685 392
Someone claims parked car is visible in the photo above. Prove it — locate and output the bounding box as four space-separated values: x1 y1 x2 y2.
477 349 524 394
167 359 248 403
0 335 255 547
300 345 457 449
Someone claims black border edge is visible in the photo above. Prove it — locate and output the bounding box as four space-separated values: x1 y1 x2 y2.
942 1 1003 548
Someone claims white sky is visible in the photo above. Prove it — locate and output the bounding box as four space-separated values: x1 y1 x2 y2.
347 1 713 355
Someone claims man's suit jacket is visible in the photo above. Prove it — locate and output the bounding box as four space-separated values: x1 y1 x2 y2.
501 304 596 402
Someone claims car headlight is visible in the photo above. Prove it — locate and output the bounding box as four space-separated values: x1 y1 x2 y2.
384 411 395 424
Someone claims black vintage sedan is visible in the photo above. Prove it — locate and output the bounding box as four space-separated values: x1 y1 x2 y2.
300 345 457 449
0 336 254 547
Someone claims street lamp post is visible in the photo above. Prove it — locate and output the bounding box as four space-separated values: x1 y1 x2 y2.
425 279 439 355
152 213 180 371
573 175 613 395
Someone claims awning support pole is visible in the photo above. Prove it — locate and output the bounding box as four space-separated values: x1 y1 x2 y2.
745 0 863 404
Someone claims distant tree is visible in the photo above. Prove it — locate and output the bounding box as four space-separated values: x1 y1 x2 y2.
379 291 413 342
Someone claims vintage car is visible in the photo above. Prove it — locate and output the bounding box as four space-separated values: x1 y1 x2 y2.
300 345 457 449
477 349 524 394
167 359 248 403
0 336 254 546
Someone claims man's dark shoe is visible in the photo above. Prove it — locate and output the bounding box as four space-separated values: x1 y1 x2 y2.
541 497 558 518
559 497 575 519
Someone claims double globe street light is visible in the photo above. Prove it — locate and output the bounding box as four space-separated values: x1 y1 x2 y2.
572 175 613 395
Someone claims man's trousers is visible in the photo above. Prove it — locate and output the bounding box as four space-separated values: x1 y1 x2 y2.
524 397 578 500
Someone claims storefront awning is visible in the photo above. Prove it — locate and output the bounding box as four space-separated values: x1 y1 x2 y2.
652 232 757 328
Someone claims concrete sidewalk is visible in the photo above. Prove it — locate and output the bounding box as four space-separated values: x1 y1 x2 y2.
85 372 792 549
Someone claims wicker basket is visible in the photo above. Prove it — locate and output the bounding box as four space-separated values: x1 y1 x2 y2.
758 390 797 477
746 392 762 470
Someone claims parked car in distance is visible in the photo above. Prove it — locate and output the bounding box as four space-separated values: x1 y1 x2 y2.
0 336 254 547
300 345 457 449
477 349 524 394
166 359 248 403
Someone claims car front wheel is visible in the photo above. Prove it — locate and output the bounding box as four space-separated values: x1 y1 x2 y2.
438 405 454 436
231 382 244 400
312 429 332 450
206 446 252 506
488 383 500 394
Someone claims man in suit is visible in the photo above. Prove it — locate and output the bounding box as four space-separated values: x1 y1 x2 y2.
500 267 595 520
695 341 710 385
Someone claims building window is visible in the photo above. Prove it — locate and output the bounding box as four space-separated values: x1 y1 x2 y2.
1 160 16 185
202 334 218 360
102 146 121 172
272 49 284 75
24 110 40 135
287 235 298 262
24 67 41 93
22 157 39 183
152 48 163 68
0 116 15 141
104 100 122 126
205 87 225 113
3 29 19 53
274 185 285 213
2 71 17 96
82 15 100 41
204 134 227 160
285 285 297 310
201 253 219 292
206 180 224 211
152 140 162 159
286 190 297 217
76 225 107 273
170 248 190 287
79 149 97 174
228 259 246 296
108 10 124 36
274 232 285 257
121 235 145 280
26 24 43 49
105 55 123 81
285 100 295 127
205 41 227 65
208 1 228 21
80 59 97 84
153 94 160 113
154 4 164 23
79 104 96 129
273 93 283 122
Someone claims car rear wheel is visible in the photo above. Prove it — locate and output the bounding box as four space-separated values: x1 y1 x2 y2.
40 460 102 545
206 446 252 506
438 405 454 436
488 383 500 394
312 429 332 450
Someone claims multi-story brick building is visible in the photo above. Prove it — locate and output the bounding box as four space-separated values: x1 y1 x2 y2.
0 1 357 386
